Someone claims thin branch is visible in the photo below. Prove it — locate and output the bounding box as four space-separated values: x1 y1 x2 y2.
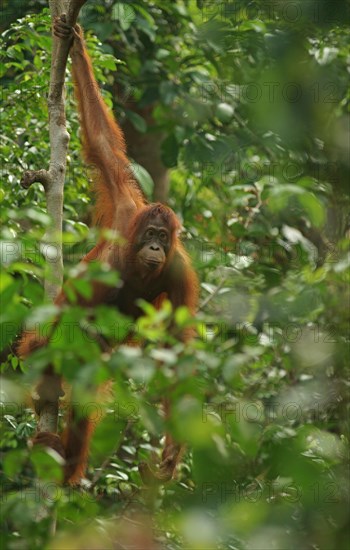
233 111 276 160
199 276 228 310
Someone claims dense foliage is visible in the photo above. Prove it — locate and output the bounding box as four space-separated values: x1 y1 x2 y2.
0 1 349 548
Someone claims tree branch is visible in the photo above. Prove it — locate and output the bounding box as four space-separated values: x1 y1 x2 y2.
20 169 50 189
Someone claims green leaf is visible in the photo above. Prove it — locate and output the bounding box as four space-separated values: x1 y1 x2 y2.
71 279 93 300
155 48 170 60
239 20 266 33
175 306 191 326
160 81 177 105
298 192 325 227
125 109 147 133
99 57 117 71
26 304 59 327
111 3 136 31
31 447 64 482
136 299 156 316
215 102 234 123
3 449 26 477
130 161 154 198
267 184 304 211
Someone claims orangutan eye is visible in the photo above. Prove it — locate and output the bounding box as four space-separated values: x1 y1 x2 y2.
159 231 168 242
145 228 154 239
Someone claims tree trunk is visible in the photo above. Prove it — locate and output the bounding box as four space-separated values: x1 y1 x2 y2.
122 104 170 203
21 0 87 433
